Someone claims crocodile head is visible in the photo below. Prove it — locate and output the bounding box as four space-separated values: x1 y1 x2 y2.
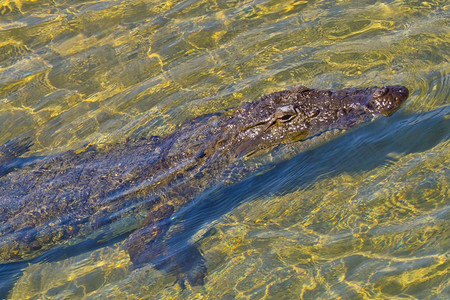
365 85 409 116
224 85 409 157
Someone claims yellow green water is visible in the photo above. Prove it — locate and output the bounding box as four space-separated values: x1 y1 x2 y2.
0 0 448 153
0 0 449 299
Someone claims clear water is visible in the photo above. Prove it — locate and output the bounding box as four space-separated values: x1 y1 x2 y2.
0 0 448 299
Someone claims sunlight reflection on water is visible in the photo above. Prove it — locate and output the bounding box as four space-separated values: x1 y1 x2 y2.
0 0 448 298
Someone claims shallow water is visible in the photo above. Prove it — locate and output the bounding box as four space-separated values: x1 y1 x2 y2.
0 0 448 299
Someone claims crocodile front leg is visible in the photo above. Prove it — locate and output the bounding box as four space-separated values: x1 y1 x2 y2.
123 203 207 288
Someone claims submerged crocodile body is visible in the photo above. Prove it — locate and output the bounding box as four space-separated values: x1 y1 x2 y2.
0 85 408 286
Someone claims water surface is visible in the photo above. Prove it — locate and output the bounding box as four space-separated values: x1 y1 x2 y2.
0 0 448 299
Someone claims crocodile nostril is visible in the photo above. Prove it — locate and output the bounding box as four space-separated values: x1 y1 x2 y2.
399 88 408 97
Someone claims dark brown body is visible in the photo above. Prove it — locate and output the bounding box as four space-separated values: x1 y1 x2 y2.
0 85 408 286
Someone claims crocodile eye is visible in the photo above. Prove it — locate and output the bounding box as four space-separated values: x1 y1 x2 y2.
278 114 295 122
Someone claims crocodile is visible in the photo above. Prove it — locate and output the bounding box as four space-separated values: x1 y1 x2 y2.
0 85 408 286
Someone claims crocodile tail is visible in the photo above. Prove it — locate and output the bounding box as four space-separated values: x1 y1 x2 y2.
0 137 33 175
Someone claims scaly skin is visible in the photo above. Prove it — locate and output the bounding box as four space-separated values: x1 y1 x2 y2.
0 85 408 285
